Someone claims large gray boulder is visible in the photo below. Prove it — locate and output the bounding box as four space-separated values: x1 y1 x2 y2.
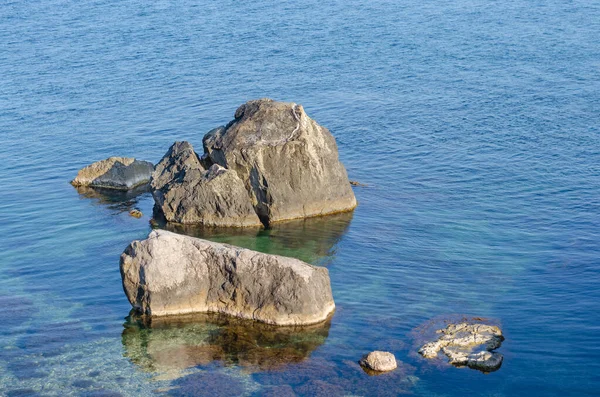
120 230 335 325
151 142 261 227
202 99 357 225
71 157 154 190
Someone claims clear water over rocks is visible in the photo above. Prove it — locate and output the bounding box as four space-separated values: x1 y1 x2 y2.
1 0 599 395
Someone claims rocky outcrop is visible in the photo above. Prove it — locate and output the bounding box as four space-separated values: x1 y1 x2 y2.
71 157 154 190
201 99 357 225
151 142 261 227
359 351 397 372
419 322 504 372
120 230 335 325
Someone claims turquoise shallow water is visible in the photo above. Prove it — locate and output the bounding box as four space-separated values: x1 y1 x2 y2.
1 0 600 395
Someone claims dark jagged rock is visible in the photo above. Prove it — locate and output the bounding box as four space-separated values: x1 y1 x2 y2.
151 142 261 227
71 157 153 190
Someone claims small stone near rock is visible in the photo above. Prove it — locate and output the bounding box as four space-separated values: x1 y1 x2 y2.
359 351 397 372
350 180 367 187
466 350 503 372
129 209 143 218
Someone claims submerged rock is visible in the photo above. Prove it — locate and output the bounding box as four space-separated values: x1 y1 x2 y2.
122 311 331 376
202 98 357 225
151 142 261 227
418 322 504 372
359 351 397 372
129 209 143 218
71 157 154 190
120 230 335 325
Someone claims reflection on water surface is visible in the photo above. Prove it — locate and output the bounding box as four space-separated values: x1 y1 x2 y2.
75 184 151 213
158 210 354 264
122 312 331 379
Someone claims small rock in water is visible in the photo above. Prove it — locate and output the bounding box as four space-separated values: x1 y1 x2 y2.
129 209 143 218
350 180 367 187
418 322 504 372
359 351 397 372
71 157 154 190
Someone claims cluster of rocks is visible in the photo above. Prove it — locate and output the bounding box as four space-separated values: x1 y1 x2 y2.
418 322 505 372
72 99 357 229
71 99 506 378
72 98 355 327
152 98 357 227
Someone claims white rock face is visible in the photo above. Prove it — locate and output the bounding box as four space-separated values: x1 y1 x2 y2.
120 230 335 326
359 351 397 372
71 157 154 190
418 322 504 372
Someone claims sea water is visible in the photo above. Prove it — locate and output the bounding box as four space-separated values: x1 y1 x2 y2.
1 0 599 395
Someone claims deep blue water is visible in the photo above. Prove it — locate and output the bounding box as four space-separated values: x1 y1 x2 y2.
1 0 600 395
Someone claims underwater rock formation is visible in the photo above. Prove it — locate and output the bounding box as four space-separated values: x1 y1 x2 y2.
122 312 331 378
419 322 504 372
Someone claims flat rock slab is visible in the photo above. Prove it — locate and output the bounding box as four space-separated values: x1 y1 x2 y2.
71 157 154 190
120 230 335 325
418 322 504 372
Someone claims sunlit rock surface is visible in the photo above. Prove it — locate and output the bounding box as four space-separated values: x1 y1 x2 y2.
202 98 357 225
120 230 335 325
359 351 397 372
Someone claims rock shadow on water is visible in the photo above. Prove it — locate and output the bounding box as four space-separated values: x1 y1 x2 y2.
153 210 354 265
121 311 332 380
75 184 151 213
